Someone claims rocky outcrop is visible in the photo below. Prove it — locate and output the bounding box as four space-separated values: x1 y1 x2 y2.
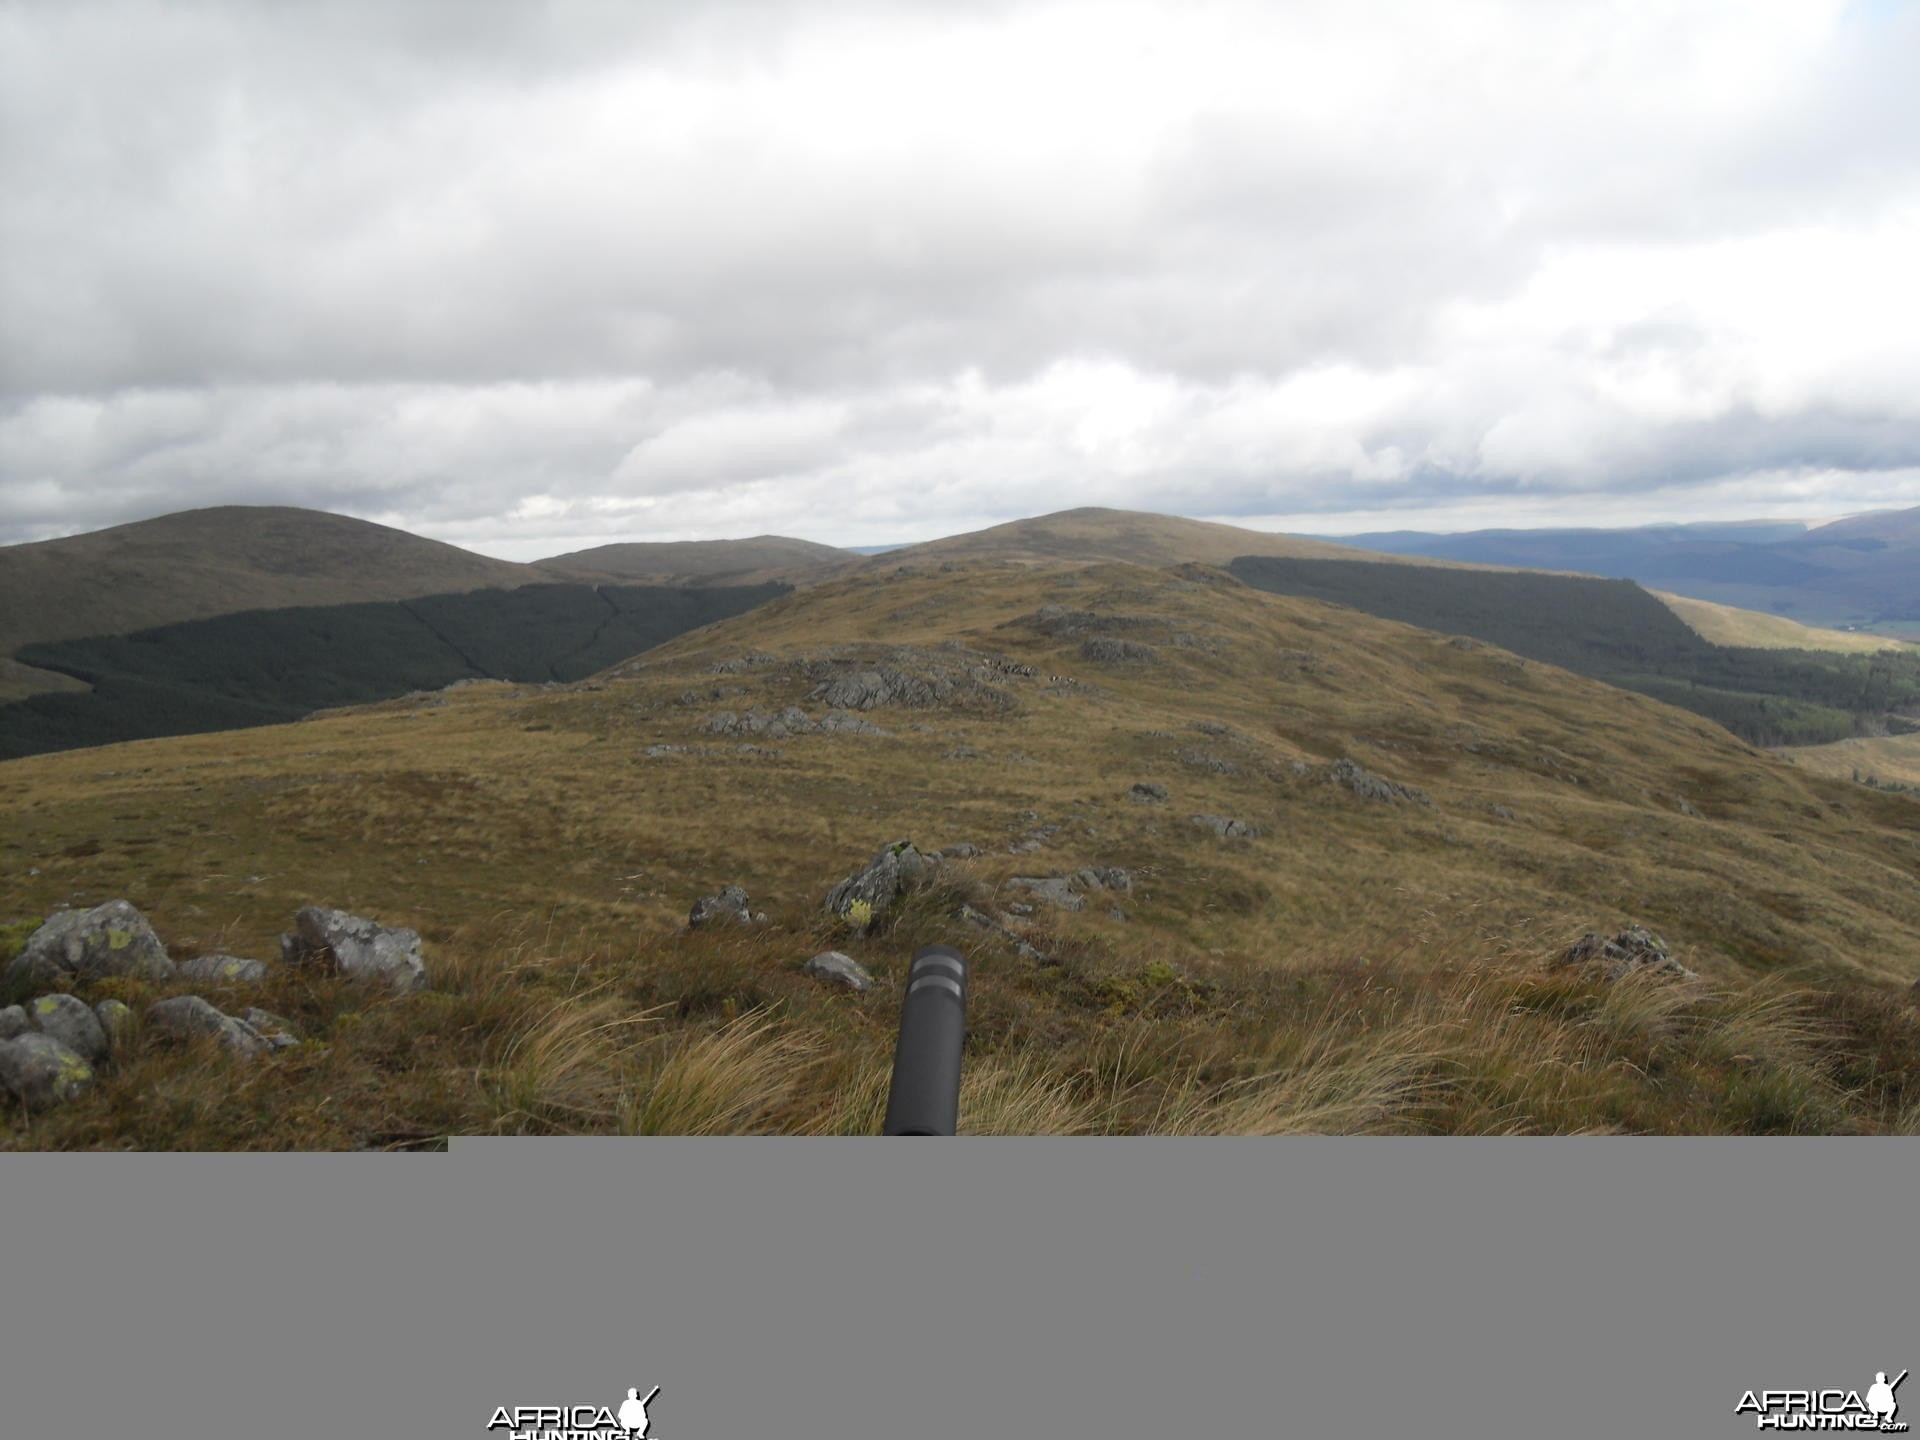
5 899 175 986
1006 867 1133 913
1326 758 1431 807
283 907 428 992
1128 782 1169 804
1080 637 1159 664
1562 927 1697 981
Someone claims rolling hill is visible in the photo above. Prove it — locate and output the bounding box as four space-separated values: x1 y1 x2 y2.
535 534 854 585
4 556 1917 1145
0 507 556 702
871 506 1452 570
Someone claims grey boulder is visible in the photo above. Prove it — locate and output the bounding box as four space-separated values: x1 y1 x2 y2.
1190 814 1260 839
824 841 934 926
176 954 271 983
27 993 109 1064
0 1033 95 1111
688 885 765 929
286 907 428 992
1563 927 1697 982
145 996 272 1057
5 900 175 985
0 1005 29 1041
804 951 875 991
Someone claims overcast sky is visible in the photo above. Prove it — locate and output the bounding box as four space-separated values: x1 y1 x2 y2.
3 0 1918 559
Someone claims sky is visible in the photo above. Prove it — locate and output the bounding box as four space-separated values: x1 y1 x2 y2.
3 0 1918 561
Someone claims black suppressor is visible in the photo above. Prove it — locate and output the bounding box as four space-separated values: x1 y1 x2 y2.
882 943 970 1135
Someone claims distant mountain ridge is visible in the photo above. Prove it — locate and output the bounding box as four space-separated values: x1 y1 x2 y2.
1334 506 1920 633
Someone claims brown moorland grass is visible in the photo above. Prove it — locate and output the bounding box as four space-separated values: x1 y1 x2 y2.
3 559 1917 1143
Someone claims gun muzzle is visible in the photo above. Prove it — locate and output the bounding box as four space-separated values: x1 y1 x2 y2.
882 943 969 1135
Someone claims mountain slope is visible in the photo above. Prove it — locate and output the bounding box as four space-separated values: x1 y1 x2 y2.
535 535 853 585
4 559 1917 1143
0 507 550 699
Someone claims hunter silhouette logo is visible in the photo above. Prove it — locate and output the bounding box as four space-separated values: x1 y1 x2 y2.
485 1382 665 1438
618 1387 660 1437
1735 1369 1909 1431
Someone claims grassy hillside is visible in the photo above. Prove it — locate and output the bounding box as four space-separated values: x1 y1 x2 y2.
1229 556 1920 747
1788 733 1920 792
1653 591 1908 653
3 560 1917 1145
0 582 789 760
0 507 552 702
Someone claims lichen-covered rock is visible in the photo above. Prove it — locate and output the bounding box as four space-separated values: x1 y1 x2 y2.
287 907 428 992
93 999 135 1052
5 900 175 986
176 954 271 983
0 1005 29 1041
0 1033 95 1111
824 841 934 925
804 951 875 991
1007 876 1085 912
1190 814 1260 839
145 996 271 1057
29 992 108 1064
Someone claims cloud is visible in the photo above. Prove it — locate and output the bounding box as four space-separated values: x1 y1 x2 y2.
2 0 1917 553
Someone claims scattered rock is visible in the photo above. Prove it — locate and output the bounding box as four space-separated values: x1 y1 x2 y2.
817 711 886 735
145 995 271 1056
1190 814 1260 839
955 904 1041 960
642 744 685 758
937 843 981 859
5 899 175 986
1676 797 1704 818
1007 876 1084 912
286 907 429 992
0 1033 95 1111
28 993 109 1064
804 951 874 991
1128 782 1169 804
1562 927 1697 981
93 999 134 1052
1489 804 1518 820
1327 757 1431 807
943 746 979 760
688 885 765 929
241 1008 302 1051
0 1005 28 1041
1174 747 1240 776
176 954 271 983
